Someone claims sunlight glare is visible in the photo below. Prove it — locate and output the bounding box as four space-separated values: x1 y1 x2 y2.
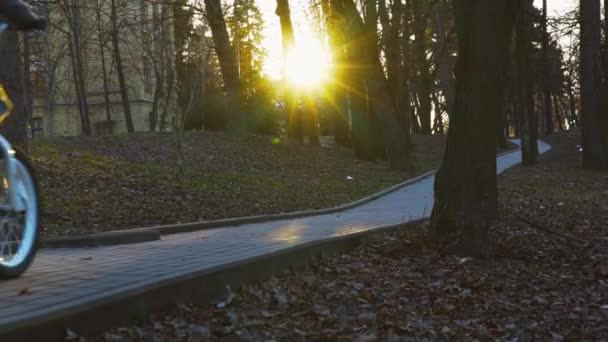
284 39 331 88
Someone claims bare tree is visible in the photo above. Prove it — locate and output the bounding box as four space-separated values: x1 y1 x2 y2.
111 0 135 132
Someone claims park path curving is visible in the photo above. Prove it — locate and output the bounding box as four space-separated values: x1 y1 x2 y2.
0 140 552 339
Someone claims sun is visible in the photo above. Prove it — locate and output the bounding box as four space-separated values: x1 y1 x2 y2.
284 38 331 88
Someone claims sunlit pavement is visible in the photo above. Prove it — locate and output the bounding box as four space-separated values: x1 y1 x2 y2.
0 140 551 337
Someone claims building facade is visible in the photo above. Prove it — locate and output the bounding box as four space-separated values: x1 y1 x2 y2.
29 0 177 136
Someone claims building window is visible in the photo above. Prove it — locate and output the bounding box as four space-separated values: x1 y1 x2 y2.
31 117 43 137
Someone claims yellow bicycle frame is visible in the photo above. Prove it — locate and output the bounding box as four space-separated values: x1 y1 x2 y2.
0 85 14 126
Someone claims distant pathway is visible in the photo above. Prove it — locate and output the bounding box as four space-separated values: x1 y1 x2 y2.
0 140 552 336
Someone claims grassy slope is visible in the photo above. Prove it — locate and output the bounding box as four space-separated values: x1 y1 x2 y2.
31 132 446 237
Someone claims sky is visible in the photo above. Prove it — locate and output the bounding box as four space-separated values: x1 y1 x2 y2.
535 0 576 14
260 0 579 79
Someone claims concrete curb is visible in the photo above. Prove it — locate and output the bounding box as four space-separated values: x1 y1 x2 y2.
40 146 522 249
2 218 429 341
39 170 436 249
41 229 160 249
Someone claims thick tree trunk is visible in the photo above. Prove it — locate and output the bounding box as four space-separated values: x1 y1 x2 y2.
430 0 516 257
541 0 553 135
580 0 608 170
111 0 134 133
204 0 244 131
516 0 539 165
0 31 27 149
411 0 432 134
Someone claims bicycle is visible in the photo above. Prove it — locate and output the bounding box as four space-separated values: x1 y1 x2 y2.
0 21 41 279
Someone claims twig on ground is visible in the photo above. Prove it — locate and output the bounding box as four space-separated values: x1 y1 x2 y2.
516 215 593 245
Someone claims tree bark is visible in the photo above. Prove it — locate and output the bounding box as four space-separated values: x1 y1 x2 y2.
111 0 134 133
0 31 27 149
516 0 539 165
580 0 608 170
430 0 517 257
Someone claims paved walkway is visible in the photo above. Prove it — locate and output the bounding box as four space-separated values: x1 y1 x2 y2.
0 141 551 334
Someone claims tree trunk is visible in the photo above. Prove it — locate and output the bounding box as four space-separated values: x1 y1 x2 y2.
380 0 411 141
434 3 455 120
603 0 608 78
0 31 27 149
160 5 174 132
580 0 608 170
553 92 564 131
402 0 414 135
64 0 91 136
566 75 578 127
339 0 411 170
21 33 33 137
276 0 303 142
42 24 55 136
95 0 112 125
411 0 432 134
111 0 134 133
516 0 539 165
430 0 517 257
321 0 351 146
541 0 553 135
347 59 375 160
204 0 244 131
304 93 320 146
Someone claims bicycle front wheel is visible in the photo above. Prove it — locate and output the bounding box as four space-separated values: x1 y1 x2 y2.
0 150 40 279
